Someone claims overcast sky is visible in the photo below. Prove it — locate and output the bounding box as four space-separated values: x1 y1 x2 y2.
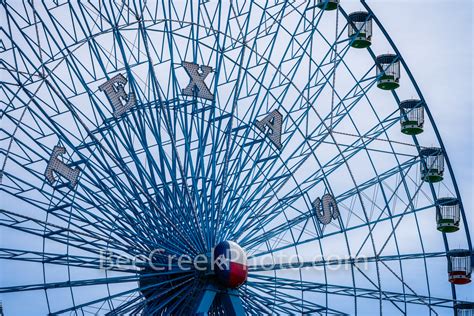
1 1 472 314
368 0 473 306
368 0 473 223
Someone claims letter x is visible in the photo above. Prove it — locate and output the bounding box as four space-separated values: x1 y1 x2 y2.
181 61 214 101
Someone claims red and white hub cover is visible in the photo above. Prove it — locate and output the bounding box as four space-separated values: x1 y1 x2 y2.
214 240 248 288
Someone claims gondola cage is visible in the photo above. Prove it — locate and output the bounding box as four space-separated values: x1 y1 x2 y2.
448 249 472 285
347 11 373 48
376 54 400 90
400 99 424 135
436 197 461 233
316 0 339 11
420 147 444 183
455 303 474 316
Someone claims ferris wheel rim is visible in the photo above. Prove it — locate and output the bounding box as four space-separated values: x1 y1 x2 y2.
0 0 472 314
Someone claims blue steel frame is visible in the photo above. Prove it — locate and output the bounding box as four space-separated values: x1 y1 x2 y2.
357 0 472 306
0 0 472 315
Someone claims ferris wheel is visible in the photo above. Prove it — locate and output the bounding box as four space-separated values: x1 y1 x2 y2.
0 0 473 315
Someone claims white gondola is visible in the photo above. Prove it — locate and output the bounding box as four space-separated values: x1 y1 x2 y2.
436 197 461 233
420 147 444 183
316 0 339 11
455 303 474 316
376 54 400 90
348 11 372 48
448 249 472 285
400 99 424 135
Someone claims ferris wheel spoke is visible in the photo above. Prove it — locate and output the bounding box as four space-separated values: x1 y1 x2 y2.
142 281 196 314
100 96 206 250
318 44 423 313
244 284 346 315
378 259 436 314
340 162 425 263
50 86 201 254
220 50 377 243
246 201 437 261
107 293 154 316
70 179 163 251
243 160 422 257
3 162 181 256
0 273 144 293
0 131 185 256
146 0 346 244
80 7 208 250
228 48 412 268
246 180 434 313
0 175 141 255
237 155 410 252
75 0 232 252
107 275 194 315
149 2 233 251
209 1 291 240
49 273 194 315
122 277 197 315
91 106 209 250
248 103 400 213
0 45 200 254
249 252 436 313
104 293 144 316
217 3 352 203
358 180 428 260
0 204 192 268
339 159 418 204
241 288 298 315
247 274 456 309
225 67 375 217
158 0 249 248
211 9 253 250
37 2 206 253
0 209 147 261
208 2 299 198
233 48 374 180
182 7 237 247
102 275 196 315
168 2 247 248
2 1 470 314
244 169 429 259
238 126 409 243
0 248 137 273
231 111 407 247
239 296 271 315
350 263 410 314
102 2 186 202
1 145 162 252
313 28 426 308
248 251 446 272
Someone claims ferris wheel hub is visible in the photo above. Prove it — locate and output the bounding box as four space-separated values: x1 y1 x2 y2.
213 241 248 288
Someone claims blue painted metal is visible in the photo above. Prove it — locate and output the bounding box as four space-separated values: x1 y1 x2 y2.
221 289 246 316
193 283 245 316
0 0 471 314
194 284 218 315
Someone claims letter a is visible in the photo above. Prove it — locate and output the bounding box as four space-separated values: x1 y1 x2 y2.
255 109 283 149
